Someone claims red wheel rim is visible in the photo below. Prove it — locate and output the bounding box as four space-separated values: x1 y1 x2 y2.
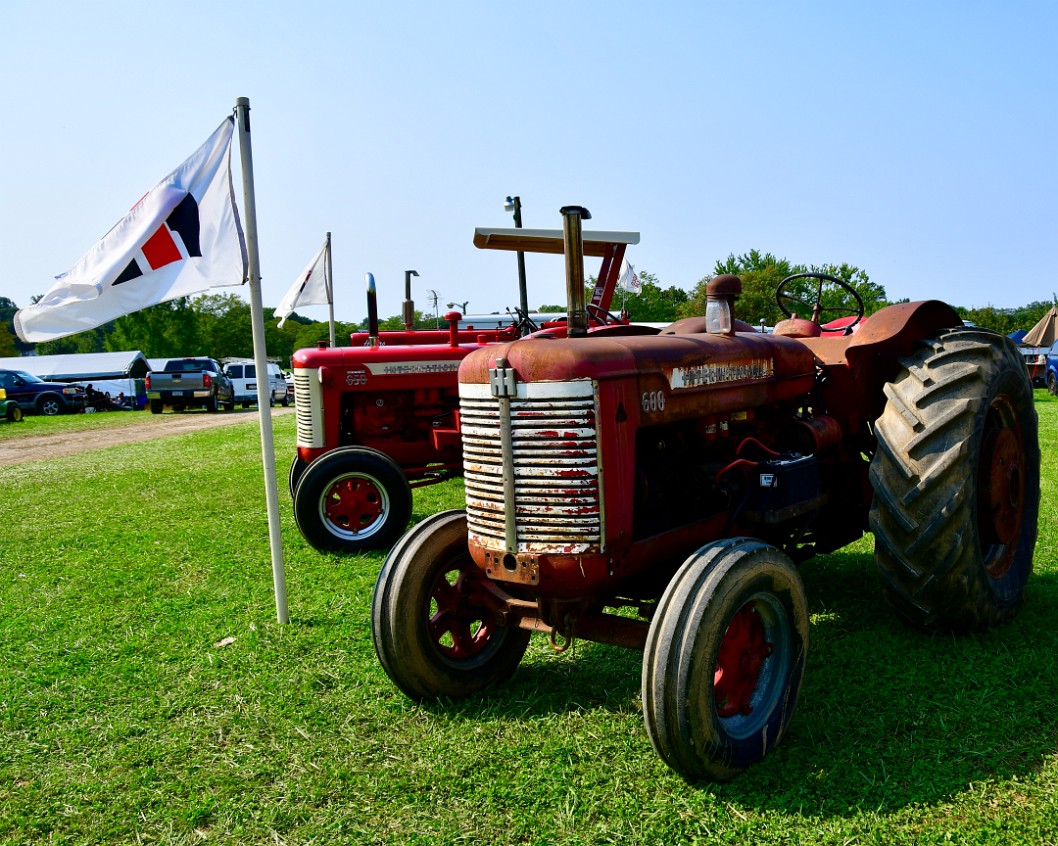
428 565 498 660
321 473 388 538
714 600 774 718
977 395 1026 579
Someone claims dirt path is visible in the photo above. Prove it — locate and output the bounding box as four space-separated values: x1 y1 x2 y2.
0 407 296 467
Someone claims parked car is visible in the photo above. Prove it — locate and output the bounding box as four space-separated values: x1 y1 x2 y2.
145 357 234 413
0 387 23 422
0 369 85 416
1044 341 1058 394
284 371 295 406
223 360 288 407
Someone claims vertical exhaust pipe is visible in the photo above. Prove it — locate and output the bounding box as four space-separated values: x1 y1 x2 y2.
560 205 591 338
366 272 380 347
403 269 419 330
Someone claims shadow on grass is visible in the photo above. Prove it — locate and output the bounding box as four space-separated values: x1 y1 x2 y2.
413 546 1058 814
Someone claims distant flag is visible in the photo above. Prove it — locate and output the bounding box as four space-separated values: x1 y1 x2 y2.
275 238 330 329
14 117 247 343
617 257 641 294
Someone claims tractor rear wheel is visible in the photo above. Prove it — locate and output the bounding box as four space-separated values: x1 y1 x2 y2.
642 538 808 781
870 328 1039 631
371 510 530 700
293 447 412 553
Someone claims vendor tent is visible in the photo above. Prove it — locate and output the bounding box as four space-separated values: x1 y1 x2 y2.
0 351 151 381
1021 307 1058 348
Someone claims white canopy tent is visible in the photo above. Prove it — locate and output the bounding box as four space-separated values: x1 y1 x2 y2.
0 350 151 381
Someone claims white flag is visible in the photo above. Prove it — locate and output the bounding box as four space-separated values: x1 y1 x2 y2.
15 117 247 343
275 240 330 328
617 257 641 294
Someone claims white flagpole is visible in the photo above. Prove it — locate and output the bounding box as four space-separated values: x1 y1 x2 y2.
326 231 336 348
235 96 289 624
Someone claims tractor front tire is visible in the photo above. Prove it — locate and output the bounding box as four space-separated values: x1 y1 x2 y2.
288 455 309 499
870 328 1039 632
642 538 809 782
293 447 412 553
371 510 531 700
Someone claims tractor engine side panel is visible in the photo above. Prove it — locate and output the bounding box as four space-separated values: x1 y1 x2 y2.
293 342 486 474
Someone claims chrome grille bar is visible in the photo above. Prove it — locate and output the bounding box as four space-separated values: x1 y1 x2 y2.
460 380 601 554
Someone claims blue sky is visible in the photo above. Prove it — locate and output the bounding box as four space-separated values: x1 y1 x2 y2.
1 1 1054 327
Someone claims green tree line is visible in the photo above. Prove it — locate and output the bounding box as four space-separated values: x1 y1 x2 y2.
1 253 1052 362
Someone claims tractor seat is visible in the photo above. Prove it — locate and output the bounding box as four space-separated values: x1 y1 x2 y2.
772 317 822 339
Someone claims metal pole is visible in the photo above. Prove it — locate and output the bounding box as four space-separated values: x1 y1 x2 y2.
325 231 335 348
510 196 529 335
235 96 289 624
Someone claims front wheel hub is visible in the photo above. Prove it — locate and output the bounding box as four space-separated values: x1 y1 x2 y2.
714 601 773 718
323 475 385 535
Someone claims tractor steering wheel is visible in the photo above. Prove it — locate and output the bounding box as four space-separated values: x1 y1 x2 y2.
776 272 864 329
586 303 621 326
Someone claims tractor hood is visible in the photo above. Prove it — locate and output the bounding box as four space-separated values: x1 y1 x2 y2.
459 330 817 416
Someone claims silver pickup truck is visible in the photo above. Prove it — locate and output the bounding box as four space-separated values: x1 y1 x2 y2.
145 357 235 414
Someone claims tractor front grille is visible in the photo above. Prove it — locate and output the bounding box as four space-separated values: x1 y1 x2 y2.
293 368 324 448
459 380 602 554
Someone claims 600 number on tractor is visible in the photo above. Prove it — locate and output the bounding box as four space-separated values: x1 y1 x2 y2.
372 206 1039 780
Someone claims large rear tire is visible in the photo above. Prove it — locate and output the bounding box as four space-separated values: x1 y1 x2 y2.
372 510 531 700
870 328 1039 631
293 447 412 553
642 538 809 781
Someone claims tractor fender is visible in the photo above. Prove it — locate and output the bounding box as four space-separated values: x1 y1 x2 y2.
796 299 965 426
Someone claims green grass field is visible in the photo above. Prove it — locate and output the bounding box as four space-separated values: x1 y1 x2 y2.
2 398 1057 845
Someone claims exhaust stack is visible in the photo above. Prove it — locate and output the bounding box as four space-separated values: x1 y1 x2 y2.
403 269 419 330
560 206 591 337
366 272 380 347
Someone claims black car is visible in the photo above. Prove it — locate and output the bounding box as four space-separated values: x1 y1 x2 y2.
0 369 85 416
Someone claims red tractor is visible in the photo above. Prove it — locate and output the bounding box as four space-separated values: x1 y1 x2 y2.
372 206 1039 780
289 227 640 553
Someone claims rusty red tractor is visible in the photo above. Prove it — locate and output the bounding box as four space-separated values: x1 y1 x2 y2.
371 205 1039 781
290 227 640 553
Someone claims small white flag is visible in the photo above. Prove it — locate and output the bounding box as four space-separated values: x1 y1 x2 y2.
617 257 641 294
15 117 247 343
275 240 330 328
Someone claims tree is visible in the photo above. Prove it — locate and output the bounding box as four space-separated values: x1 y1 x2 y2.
37 327 106 355
679 251 886 328
680 251 795 326
0 323 19 357
620 272 689 322
0 296 34 355
105 299 200 357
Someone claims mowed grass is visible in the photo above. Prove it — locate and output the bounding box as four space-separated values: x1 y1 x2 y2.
2 398 1058 845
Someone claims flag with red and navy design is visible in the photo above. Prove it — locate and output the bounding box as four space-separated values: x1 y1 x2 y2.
15 117 246 343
